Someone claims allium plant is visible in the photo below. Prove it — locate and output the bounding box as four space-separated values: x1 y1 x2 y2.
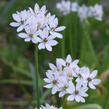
10 2 66 109
56 0 103 22
9 1 102 109
44 54 101 103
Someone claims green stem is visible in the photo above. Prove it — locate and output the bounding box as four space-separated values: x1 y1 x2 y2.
81 23 100 70
69 14 73 57
0 79 32 86
61 17 66 59
35 45 40 109
61 34 65 58
0 100 49 106
61 96 66 109
73 13 78 58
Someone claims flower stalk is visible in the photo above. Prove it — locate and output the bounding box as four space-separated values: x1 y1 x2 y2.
35 44 40 109
81 22 100 70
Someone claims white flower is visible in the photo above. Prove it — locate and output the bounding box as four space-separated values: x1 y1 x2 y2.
49 62 62 73
78 5 88 21
71 2 78 12
10 10 30 32
56 0 71 15
56 1 103 22
58 78 72 97
56 54 79 68
44 70 59 94
79 67 101 89
26 13 45 30
35 104 62 109
38 28 58 51
18 25 40 43
63 67 77 80
89 4 103 21
48 15 66 38
67 83 88 103
29 3 47 15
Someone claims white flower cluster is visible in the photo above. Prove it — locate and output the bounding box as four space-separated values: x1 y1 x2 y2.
35 104 62 109
44 54 101 103
10 3 66 51
56 1 103 21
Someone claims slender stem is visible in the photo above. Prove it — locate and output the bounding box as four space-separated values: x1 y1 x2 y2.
35 45 40 109
69 14 73 57
73 13 78 58
61 96 66 109
61 17 66 59
61 35 65 58
81 23 100 70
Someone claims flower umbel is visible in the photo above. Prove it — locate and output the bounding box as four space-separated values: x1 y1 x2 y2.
44 54 101 103
10 3 66 51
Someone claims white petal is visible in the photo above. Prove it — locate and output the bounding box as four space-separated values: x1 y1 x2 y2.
51 32 63 38
89 83 96 89
29 7 34 15
18 33 27 38
12 13 20 22
17 25 23 32
32 38 38 44
45 44 52 51
48 40 58 46
38 43 45 50
47 35 55 40
44 78 51 83
41 5 46 13
90 70 98 79
34 3 39 13
72 59 79 65
10 22 20 27
67 88 74 94
52 87 58 94
75 95 80 102
79 96 85 103
59 92 65 97
55 26 66 31
44 28 49 37
56 58 66 66
54 18 58 26
33 36 42 42
49 63 57 71
66 54 72 63
91 79 101 85
24 37 31 42
67 95 74 101
46 71 54 79
44 84 52 88
40 30 47 39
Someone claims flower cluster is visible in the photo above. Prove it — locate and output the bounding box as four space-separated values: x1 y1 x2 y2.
44 54 101 103
10 3 66 51
56 1 103 21
35 104 62 109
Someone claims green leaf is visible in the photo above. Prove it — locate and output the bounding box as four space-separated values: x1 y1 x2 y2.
0 79 32 86
74 104 102 109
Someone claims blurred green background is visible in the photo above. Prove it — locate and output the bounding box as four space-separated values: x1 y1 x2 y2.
0 0 109 109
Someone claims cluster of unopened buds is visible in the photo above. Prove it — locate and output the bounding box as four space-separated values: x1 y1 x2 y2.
56 0 103 21
35 104 62 109
44 54 101 103
10 3 66 51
